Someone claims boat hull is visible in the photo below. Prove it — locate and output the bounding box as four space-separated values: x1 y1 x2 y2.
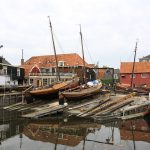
60 84 102 101
29 79 79 100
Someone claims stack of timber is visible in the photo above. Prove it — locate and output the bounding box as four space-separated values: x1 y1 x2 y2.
118 99 150 120
81 93 136 117
68 94 110 116
94 97 134 116
94 95 150 121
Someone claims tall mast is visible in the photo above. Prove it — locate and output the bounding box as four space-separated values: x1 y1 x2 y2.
130 40 138 88
48 16 60 81
79 25 86 84
21 49 24 65
22 49 23 59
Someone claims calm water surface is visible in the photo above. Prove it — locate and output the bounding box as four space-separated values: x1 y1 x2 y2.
0 109 150 150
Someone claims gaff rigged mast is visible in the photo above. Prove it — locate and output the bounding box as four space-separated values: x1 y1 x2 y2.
130 40 138 88
48 16 60 81
79 25 87 84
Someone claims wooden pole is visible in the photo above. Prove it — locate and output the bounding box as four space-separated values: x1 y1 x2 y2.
48 16 60 81
79 25 86 84
131 41 138 88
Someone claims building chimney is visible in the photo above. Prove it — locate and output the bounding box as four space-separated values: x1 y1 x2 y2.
21 49 24 65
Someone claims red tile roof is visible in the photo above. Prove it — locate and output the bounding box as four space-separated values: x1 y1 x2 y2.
87 64 95 68
22 53 89 76
120 62 150 73
25 53 88 67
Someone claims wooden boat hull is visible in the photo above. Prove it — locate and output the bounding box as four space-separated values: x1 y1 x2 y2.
30 87 58 99
29 79 79 100
60 84 102 100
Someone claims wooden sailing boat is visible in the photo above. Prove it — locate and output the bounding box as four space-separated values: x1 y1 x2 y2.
59 25 102 101
30 17 79 99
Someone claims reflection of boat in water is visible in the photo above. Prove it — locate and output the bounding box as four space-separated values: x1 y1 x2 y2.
23 117 101 147
144 106 150 117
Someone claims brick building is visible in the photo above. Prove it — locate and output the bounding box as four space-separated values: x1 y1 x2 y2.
22 53 96 87
120 62 150 87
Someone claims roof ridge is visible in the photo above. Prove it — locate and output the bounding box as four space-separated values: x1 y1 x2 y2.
30 53 77 58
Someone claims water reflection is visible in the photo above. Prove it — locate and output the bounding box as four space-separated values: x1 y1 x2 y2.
0 110 24 142
23 117 101 147
119 119 150 143
0 109 150 150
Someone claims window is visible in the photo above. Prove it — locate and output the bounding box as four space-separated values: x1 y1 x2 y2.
121 74 125 78
43 78 48 86
58 61 65 67
3 69 7 75
30 79 33 84
51 78 55 83
17 68 20 76
3 66 7 75
141 73 148 78
114 74 118 79
130 74 136 78
52 68 55 73
58 133 63 139
46 69 49 73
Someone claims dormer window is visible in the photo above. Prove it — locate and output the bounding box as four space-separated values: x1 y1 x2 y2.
58 61 65 67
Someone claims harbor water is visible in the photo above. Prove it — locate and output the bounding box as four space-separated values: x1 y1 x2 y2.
0 108 150 150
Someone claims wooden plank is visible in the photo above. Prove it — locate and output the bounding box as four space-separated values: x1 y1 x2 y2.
0 92 22 96
120 112 144 120
32 102 59 111
22 105 65 118
69 94 110 110
78 98 110 117
84 93 135 116
3 102 24 109
94 99 134 116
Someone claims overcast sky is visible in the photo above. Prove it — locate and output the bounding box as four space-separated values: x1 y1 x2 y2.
0 0 150 68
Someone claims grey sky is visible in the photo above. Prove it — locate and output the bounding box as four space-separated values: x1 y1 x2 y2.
0 0 150 68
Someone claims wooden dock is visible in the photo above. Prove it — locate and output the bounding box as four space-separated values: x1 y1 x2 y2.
3 100 66 118
21 101 66 118
119 112 144 120
1 92 148 121
0 92 23 106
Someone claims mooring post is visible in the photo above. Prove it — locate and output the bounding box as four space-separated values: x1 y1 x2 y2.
22 92 24 103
